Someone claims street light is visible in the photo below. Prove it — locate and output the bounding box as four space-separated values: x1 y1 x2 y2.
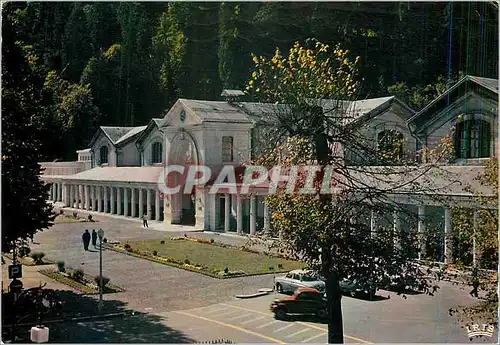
97 228 104 310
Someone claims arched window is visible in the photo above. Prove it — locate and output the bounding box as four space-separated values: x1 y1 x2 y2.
222 136 233 162
99 146 109 164
455 119 491 159
151 142 163 164
377 130 404 160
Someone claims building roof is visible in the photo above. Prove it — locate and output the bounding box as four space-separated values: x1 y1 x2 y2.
114 126 147 146
178 99 253 123
56 167 164 184
408 75 498 132
101 127 137 143
136 118 166 144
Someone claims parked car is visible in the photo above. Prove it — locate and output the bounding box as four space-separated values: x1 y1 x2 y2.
274 270 325 294
339 278 377 300
270 287 327 319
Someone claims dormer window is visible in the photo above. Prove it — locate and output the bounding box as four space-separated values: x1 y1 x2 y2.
377 130 404 161
99 146 109 164
151 142 163 164
455 119 491 159
222 136 234 162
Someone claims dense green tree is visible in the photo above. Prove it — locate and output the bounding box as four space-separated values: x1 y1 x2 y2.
2 3 55 251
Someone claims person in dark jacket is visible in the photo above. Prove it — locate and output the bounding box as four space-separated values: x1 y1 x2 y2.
82 230 91 251
91 229 98 248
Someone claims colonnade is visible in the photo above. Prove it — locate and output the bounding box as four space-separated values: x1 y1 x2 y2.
48 182 162 221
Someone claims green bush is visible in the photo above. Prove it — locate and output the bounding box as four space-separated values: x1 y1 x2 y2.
103 238 108 243
30 252 45 264
278 264 283 269
124 243 131 249
94 275 110 287
19 247 31 258
56 261 65 272
160 240 165 244
72 268 84 281
210 238 215 244
224 267 229 274
72 212 78 218
184 258 190 265
59 209 64 215
152 250 158 256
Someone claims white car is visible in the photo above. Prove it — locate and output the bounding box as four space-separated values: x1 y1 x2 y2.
274 270 325 294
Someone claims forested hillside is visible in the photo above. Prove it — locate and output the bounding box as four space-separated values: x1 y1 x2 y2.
2 2 498 160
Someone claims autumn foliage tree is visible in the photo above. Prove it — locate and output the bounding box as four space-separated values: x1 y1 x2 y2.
246 40 442 343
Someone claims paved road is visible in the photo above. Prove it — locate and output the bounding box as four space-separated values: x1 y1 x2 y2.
31 212 275 313
28 210 491 343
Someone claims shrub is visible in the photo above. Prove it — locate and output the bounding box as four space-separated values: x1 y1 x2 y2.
88 215 93 222
72 268 84 281
103 238 107 243
152 250 158 256
210 238 215 244
224 267 229 274
59 209 64 215
30 252 45 264
18 246 31 258
124 243 131 249
278 264 283 269
72 212 78 218
184 258 190 265
94 275 110 287
160 240 165 244
56 261 66 272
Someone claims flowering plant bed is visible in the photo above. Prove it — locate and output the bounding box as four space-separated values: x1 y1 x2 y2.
104 237 304 278
39 268 124 295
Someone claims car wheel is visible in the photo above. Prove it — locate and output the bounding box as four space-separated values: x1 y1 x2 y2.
316 308 327 319
275 283 283 293
275 308 287 320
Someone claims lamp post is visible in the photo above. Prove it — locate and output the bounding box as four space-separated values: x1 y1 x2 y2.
97 228 104 310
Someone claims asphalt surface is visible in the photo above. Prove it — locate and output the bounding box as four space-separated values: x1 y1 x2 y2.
23 210 493 343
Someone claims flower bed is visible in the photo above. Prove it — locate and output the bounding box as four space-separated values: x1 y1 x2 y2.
39 268 124 295
2 253 53 266
104 237 304 278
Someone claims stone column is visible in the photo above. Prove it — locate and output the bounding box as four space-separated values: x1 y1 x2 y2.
209 193 217 231
78 185 83 209
370 209 377 239
224 193 230 232
138 189 144 218
111 187 116 214
131 188 136 218
155 190 161 221
250 195 256 235
418 206 426 260
264 199 270 231
473 209 479 267
103 186 108 213
59 183 63 202
97 186 102 212
393 209 401 249
93 186 98 211
444 208 453 264
147 189 152 218
236 194 243 234
117 187 122 215
124 188 129 217
69 184 74 208
85 185 90 210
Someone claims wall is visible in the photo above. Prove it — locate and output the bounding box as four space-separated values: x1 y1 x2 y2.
117 141 141 166
92 136 116 167
40 161 90 175
141 128 163 166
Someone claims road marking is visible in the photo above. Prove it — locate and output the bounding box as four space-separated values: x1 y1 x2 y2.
301 332 326 343
256 320 280 329
220 303 373 344
215 309 241 318
204 306 228 314
174 310 285 344
240 315 266 325
286 327 311 338
273 323 295 333
231 313 254 321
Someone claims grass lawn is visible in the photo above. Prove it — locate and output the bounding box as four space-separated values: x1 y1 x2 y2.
125 238 305 276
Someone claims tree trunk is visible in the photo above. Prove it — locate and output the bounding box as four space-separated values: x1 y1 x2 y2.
326 270 344 343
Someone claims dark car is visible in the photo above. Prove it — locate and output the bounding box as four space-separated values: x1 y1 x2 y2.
270 287 327 320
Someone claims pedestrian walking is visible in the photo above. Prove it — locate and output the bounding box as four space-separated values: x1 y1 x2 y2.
470 266 480 297
142 214 149 228
82 230 91 251
91 229 98 248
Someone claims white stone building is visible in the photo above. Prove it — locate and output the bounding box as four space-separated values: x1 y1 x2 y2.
41 75 498 264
